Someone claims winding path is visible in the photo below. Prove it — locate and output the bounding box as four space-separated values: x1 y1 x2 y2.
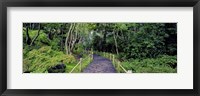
83 54 116 73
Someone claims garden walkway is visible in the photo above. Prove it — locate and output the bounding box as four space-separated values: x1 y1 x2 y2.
83 54 116 73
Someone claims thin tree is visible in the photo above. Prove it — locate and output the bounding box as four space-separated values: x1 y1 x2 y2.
113 30 119 55
30 24 41 46
65 23 76 54
25 23 31 45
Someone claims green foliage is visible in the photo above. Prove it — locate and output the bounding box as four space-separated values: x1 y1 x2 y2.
23 46 76 73
91 23 177 59
23 23 177 73
118 23 176 59
73 44 84 54
66 54 93 73
37 32 50 45
121 55 177 73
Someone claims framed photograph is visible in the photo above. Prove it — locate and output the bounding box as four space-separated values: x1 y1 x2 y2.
0 0 199 96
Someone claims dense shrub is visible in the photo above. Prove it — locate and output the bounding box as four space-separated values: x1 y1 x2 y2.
73 44 84 55
23 46 76 73
121 55 177 73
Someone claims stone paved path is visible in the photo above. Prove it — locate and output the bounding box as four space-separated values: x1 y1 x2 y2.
83 54 116 73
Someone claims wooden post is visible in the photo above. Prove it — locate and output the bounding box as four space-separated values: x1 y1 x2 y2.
117 61 120 70
80 58 82 72
112 55 115 68
92 52 93 60
127 70 132 73
89 54 91 62
113 55 114 63
106 53 108 58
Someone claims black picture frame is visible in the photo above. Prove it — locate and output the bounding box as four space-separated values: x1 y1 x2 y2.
0 0 199 96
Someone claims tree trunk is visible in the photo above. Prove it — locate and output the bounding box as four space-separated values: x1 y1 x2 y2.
70 24 79 54
26 23 31 45
65 24 73 54
65 23 76 54
113 31 119 55
30 24 41 46
68 23 76 55
60 24 65 51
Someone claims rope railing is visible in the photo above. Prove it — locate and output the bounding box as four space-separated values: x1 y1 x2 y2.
69 60 82 73
81 51 131 73
70 52 93 73
112 56 128 73
101 51 132 73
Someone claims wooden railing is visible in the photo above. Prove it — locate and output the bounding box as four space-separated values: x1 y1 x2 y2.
70 52 93 73
100 51 132 73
